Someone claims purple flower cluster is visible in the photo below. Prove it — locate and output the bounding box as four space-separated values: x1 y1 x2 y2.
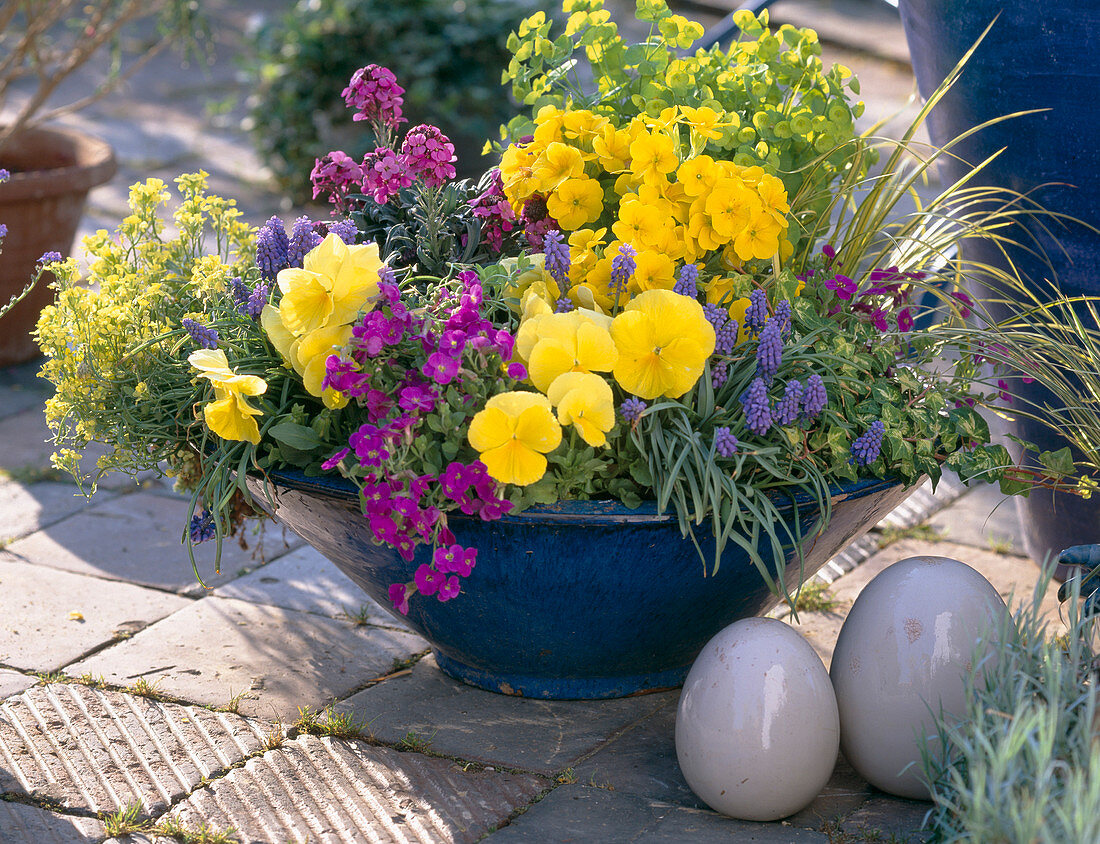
256 216 291 281
850 420 886 466
827 267 927 334
287 216 323 268
520 195 557 250
620 397 647 424
714 426 739 458
711 361 729 389
774 299 791 336
704 304 738 356
400 125 456 188
555 297 574 313
674 263 699 298
611 243 637 294
803 374 827 418
327 219 358 245
774 379 803 426
745 288 768 334
543 230 571 286
182 318 219 349
321 270 523 614
310 151 364 212
342 64 406 128
0 168 9 182
743 377 773 436
755 317 783 383
468 169 516 254
189 509 216 544
361 147 413 204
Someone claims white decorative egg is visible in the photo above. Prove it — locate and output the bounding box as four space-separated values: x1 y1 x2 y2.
675 617 840 821
830 556 1007 799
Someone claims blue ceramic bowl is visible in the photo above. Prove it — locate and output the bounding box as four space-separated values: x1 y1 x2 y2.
245 471 912 699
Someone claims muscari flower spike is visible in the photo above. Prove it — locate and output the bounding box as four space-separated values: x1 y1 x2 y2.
850 420 886 466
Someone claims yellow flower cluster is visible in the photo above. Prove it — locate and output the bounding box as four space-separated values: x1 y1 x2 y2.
498 104 791 312
261 234 384 409
468 289 716 487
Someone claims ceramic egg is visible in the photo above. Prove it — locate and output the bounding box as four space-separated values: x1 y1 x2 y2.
675 617 839 821
830 556 1007 799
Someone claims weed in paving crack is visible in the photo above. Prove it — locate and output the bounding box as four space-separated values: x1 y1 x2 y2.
292 706 370 740
101 802 152 837
396 729 435 752
341 603 375 626
155 816 241 843
875 523 942 548
791 579 841 613
555 768 578 785
127 677 168 701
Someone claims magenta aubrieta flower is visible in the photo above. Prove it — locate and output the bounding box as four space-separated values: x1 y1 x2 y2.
321 448 350 471
507 362 528 380
897 307 915 332
400 124 457 187
415 563 445 596
437 575 462 601
824 274 857 301
434 544 477 577
422 351 460 385
388 583 410 615
850 420 886 466
343 64 406 127
398 382 436 413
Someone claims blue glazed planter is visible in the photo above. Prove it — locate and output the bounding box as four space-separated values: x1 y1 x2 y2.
245 471 913 699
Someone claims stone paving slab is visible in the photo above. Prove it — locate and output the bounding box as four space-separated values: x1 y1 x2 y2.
214 544 408 631
0 683 275 818
0 363 51 421
5 490 266 593
0 799 105 843
0 481 101 546
0 553 189 673
485 784 831 842
167 733 546 844
69 596 428 721
0 669 34 701
927 483 1025 554
339 656 676 777
840 795 931 843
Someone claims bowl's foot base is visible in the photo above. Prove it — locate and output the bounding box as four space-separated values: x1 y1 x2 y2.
432 650 688 699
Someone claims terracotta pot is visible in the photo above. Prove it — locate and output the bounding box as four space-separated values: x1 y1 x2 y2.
0 125 116 366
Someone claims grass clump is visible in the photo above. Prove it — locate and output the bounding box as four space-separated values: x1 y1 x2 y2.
919 573 1100 842
792 579 841 613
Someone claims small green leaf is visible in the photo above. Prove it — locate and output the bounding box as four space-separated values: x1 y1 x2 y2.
268 422 321 451
1038 447 1076 477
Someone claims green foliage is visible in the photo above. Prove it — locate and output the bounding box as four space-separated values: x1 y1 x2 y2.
919 578 1100 842
245 0 544 199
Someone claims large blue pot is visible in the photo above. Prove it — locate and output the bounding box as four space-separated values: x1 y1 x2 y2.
246 471 912 699
898 0 1100 566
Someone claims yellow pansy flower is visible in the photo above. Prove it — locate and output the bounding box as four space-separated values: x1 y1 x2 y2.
561 109 609 150
610 289 716 399
527 311 619 392
467 392 563 486
546 177 605 231
547 371 616 447
188 349 268 444
297 323 353 409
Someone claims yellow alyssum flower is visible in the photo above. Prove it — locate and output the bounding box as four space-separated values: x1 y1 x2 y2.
188 349 268 444
546 176 605 231
467 392 563 486
527 310 619 392
547 372 615 447
610 289 717 399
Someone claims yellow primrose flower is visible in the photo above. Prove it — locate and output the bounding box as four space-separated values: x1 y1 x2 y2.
467 392 563 486
592 125 632 173
628 130 679 184
631 251 677 293
532 142 586 193
676 154 720 198
527 311 619 392
188 349 268 444
567 227 607 286
612 198 666 249
705 178 759 241
561 109 609 150
532 104 567 147
276 233 382 336
733 213 783 262
546 177 605 231
546 372 615 447
610 289 717 399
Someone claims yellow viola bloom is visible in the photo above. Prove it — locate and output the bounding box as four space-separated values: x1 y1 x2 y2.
297 323 353 408
532 142 586 192
566 227 607 286
705 178 758 241
610 289 717 399
612 197 666 250
527 311 619 392
628 130 679 184
561 109 609 149
546 177 605 231
188 349 268 444
467 391 563 486
276 269 332 336
547 372 615 447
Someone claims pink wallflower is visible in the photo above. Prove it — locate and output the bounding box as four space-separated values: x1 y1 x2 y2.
343 65 406 127
361 147 413 204
310 151 364 210
400 124 457 187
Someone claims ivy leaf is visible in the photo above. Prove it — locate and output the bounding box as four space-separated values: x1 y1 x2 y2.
268 422 321 452
1038 447 1076 477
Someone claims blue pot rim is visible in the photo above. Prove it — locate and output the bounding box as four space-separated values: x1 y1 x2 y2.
255 467 903 526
